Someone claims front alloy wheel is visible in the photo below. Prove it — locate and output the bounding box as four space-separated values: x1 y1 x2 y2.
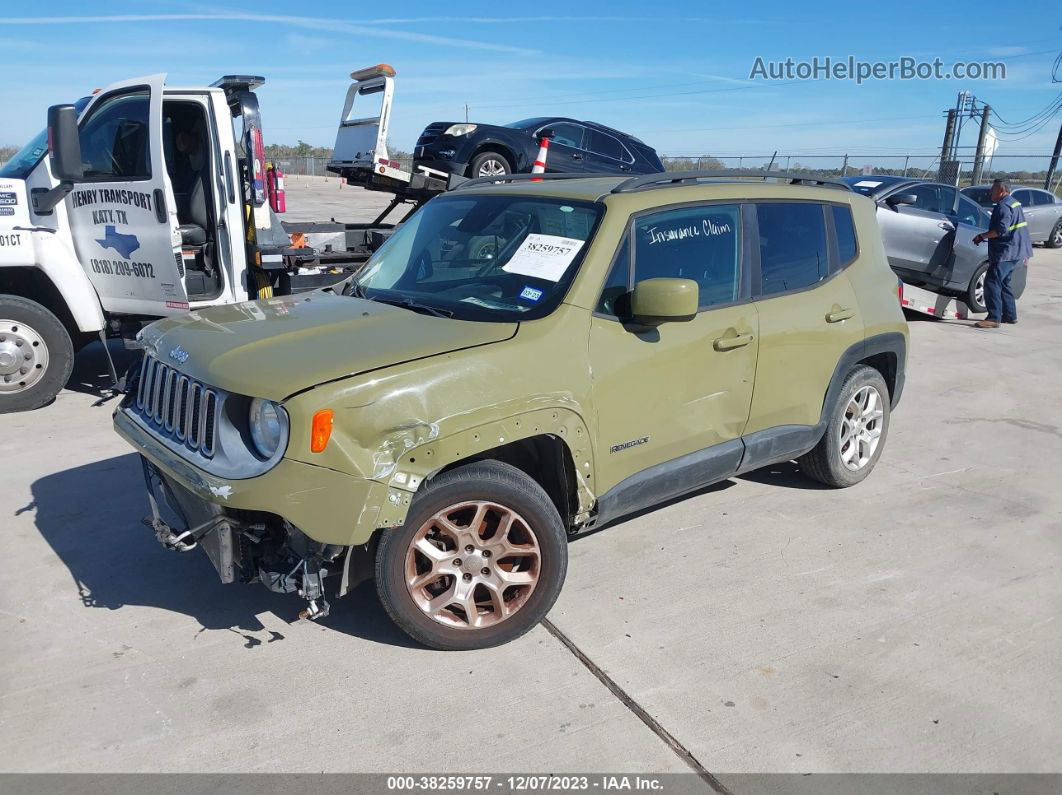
376 460 567 650
406 501 541 629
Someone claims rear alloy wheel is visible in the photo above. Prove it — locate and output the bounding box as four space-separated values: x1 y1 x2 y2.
469 151 511 179
799 366 891 488
1047 220 1062 249
375 460 566 650
966 263 989 314
0 295 74 413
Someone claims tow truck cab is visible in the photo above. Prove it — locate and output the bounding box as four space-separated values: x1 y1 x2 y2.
0 73 320 412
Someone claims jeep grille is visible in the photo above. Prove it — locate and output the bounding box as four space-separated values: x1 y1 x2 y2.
135 354 218 457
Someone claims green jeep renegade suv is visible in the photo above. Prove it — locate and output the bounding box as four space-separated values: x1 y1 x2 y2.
114 171 908 650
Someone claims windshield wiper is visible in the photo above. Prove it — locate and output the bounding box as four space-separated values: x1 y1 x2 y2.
373 296 454 318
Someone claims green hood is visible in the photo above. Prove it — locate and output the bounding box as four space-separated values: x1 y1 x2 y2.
140 293 517 401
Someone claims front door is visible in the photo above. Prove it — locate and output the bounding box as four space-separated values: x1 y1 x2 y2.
65 74 187 316
589 203 758 494
877 183 957 280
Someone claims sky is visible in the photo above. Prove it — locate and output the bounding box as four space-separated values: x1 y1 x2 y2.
1 0 1060 172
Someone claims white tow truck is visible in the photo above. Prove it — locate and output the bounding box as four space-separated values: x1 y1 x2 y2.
0 65 454 413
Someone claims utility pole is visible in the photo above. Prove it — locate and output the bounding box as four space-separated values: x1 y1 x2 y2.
971 104 992 186
464 104 469 123
938 108 958 182
1045 120 1062 191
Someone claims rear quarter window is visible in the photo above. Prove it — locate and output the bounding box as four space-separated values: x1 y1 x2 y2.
831 204 858 266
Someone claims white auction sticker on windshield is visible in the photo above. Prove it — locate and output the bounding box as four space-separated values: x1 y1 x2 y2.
854 180 883 188
502 234 584 282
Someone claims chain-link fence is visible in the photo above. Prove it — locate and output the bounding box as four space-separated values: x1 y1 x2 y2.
659 153 1062 194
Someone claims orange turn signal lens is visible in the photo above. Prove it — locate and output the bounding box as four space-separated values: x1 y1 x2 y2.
310 409 334 453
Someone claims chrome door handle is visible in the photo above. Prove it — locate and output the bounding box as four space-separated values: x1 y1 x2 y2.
938 222 955 231
713 333 754 351
826 308 855 323
571 153 583 161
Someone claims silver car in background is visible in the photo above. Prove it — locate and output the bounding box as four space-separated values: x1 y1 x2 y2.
962 184 1062 249
843 175 1027 313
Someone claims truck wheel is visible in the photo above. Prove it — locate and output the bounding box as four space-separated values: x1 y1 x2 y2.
468 151 511 179
799 365 891 488
1046 220 1062 249
0 296 74 413
966 262 989 314
375 460 567 650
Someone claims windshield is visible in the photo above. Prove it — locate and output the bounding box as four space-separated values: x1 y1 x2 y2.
963 187 993 207
841 175 909 196
503 117 551 129
0 96 92 180
351 194 602 322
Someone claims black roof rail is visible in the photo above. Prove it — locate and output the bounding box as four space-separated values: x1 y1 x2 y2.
450 172 623 191
611 169 854 194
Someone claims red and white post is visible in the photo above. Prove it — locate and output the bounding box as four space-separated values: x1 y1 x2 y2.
530 137 550 182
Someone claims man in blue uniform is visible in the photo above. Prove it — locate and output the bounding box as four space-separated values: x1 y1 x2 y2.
972 179 1033 328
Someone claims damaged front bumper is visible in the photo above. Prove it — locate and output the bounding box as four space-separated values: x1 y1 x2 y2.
114 406 397 547
141 457 337 618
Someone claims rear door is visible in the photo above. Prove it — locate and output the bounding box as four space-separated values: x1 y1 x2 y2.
745 201 864 435
1023 190 1056 242
585 129 634 174
537 122 591 173
66 74 187 316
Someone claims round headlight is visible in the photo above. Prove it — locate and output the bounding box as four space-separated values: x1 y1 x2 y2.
249 398 287 459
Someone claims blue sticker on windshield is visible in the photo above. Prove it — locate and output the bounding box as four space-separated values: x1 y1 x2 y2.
520 286 543 302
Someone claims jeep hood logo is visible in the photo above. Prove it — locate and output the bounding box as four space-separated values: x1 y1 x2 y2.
169 346 190 364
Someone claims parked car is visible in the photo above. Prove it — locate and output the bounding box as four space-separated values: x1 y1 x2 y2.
115 171 907 650
843 175 1026 313
414 116 663 179
962 184 1062 248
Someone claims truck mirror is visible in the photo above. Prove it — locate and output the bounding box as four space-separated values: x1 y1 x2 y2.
47 104 84 182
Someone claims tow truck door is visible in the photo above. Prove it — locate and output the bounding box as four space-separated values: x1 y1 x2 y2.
65 74 188 316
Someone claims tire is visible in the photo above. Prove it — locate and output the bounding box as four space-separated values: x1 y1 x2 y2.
799 365 891 488
0 295 75 414
468 151 511 179
1046 220 1062 249
965 262 989 314
375 460 567 650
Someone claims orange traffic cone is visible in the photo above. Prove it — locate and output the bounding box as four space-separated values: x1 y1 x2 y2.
530 137 550 182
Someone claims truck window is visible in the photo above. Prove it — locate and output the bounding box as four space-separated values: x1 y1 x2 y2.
756 203 828 295
78 89 152 181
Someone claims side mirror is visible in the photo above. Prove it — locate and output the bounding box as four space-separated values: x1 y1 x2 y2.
885 193 917 209
630 278 698 325
538 128 556 140
47 104 84 182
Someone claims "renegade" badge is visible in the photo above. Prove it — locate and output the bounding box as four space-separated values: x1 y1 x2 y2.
610 436 649 454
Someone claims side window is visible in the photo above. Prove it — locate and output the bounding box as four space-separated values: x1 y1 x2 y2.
589 130 630 162
757 203 828 296
831 204 858 266
1011 189 1031 206
1032 190 1055 206
78 90 151 180
957 196 987 229
907 184 955 215
632 204 741 308
544 123 585 150
596 234 631 316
